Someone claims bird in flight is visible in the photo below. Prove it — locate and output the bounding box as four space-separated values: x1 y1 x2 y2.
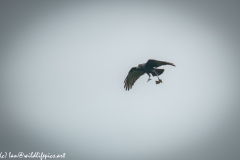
124 59 175 90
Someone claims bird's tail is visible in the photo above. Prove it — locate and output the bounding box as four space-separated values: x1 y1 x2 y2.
151 69 164 76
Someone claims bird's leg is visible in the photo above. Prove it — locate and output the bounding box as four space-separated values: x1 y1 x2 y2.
152 70 162 84
147 73 151 82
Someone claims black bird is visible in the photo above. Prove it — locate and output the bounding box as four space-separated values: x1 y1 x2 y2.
124 59 175 90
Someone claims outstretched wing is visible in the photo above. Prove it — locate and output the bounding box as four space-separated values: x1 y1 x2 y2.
146 59 175 67
124 67 145 91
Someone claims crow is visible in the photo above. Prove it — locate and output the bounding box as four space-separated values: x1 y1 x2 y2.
124 59 175 90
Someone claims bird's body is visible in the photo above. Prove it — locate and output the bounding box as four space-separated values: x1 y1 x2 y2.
137 63 163 75
124 59 175 90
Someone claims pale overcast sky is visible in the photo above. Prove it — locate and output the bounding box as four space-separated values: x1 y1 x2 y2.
1 1 240 160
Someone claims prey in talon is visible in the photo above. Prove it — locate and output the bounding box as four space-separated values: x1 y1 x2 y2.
156 78 162 84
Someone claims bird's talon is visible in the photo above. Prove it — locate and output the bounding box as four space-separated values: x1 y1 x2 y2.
156 79 162 84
